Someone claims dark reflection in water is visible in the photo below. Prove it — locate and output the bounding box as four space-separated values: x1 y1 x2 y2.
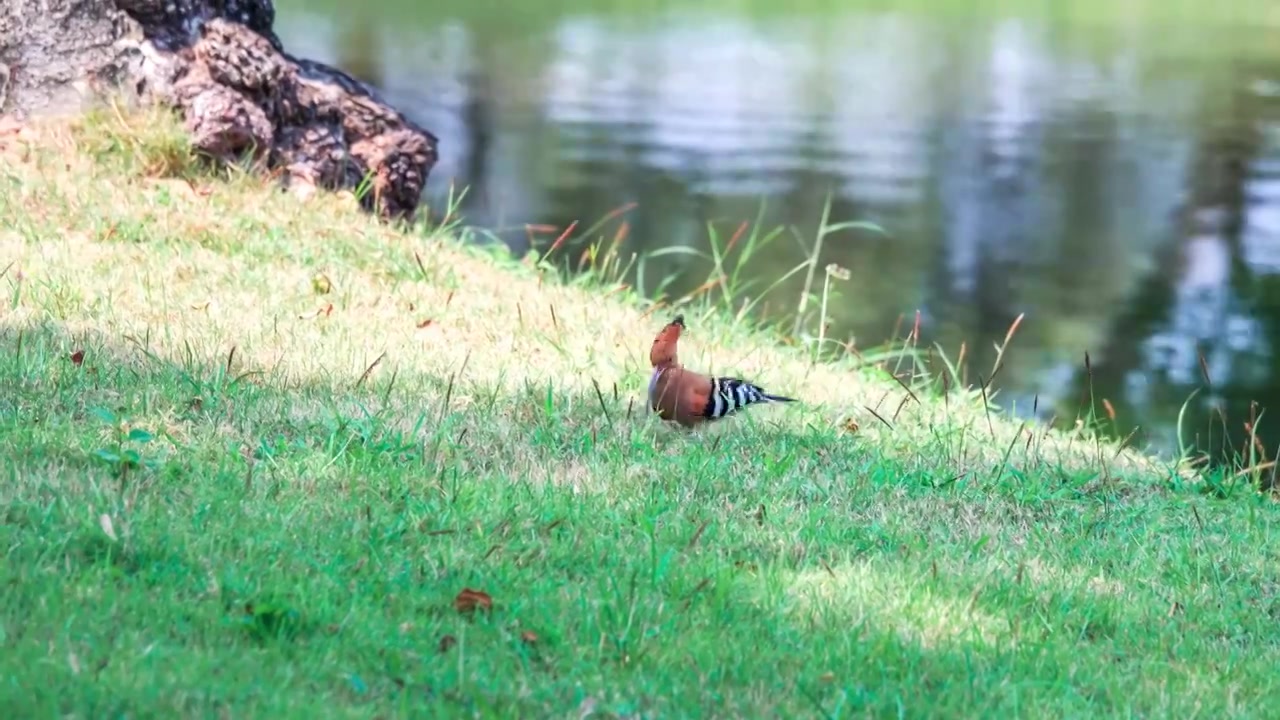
276 4 1280 464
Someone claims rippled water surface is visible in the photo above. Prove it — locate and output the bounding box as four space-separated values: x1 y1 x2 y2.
276 0 1280 462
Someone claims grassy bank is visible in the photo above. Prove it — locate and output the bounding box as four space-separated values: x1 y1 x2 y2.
0 107 1276 718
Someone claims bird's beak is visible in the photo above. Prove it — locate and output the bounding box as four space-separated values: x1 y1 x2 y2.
670 314 685 328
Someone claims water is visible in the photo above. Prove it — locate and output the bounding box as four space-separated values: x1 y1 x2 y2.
274 0 1280 464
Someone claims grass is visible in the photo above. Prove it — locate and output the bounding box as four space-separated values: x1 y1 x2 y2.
279 0 1280 39
1 103 1278 719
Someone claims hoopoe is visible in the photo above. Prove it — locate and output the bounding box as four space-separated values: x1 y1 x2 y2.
647 314 797 427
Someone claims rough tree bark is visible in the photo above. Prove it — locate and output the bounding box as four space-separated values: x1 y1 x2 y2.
0 0 438 221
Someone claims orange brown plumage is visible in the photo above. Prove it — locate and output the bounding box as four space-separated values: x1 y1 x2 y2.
647 314 797 427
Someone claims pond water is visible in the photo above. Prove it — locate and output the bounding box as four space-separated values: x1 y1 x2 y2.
274 0 1280 464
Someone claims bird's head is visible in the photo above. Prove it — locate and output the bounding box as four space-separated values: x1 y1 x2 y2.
649 314 685 368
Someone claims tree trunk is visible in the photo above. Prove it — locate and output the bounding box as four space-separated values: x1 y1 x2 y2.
0 0 439 221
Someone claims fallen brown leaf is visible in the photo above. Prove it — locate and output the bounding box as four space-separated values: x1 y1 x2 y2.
0 116 23 137
520 629 538 644
183 177 214 198
416 318 434 329
297 303 333 320
69 350 84 366
454 588 493 615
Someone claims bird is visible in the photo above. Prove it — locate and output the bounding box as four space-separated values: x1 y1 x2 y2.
647 313 797 427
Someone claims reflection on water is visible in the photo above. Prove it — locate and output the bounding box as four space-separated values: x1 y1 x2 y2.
275 3 1280 463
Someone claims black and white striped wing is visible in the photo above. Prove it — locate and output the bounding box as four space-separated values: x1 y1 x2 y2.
702 377 778 420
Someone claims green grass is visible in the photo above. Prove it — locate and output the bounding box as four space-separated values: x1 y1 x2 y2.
282 0 1280 35
0 105 1278 718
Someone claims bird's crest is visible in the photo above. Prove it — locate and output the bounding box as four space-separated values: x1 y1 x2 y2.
649 314 684 368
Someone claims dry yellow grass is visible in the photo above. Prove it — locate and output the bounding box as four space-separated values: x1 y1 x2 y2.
0 103 1171 484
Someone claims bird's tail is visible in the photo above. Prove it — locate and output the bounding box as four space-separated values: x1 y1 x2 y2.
705 377 798 419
